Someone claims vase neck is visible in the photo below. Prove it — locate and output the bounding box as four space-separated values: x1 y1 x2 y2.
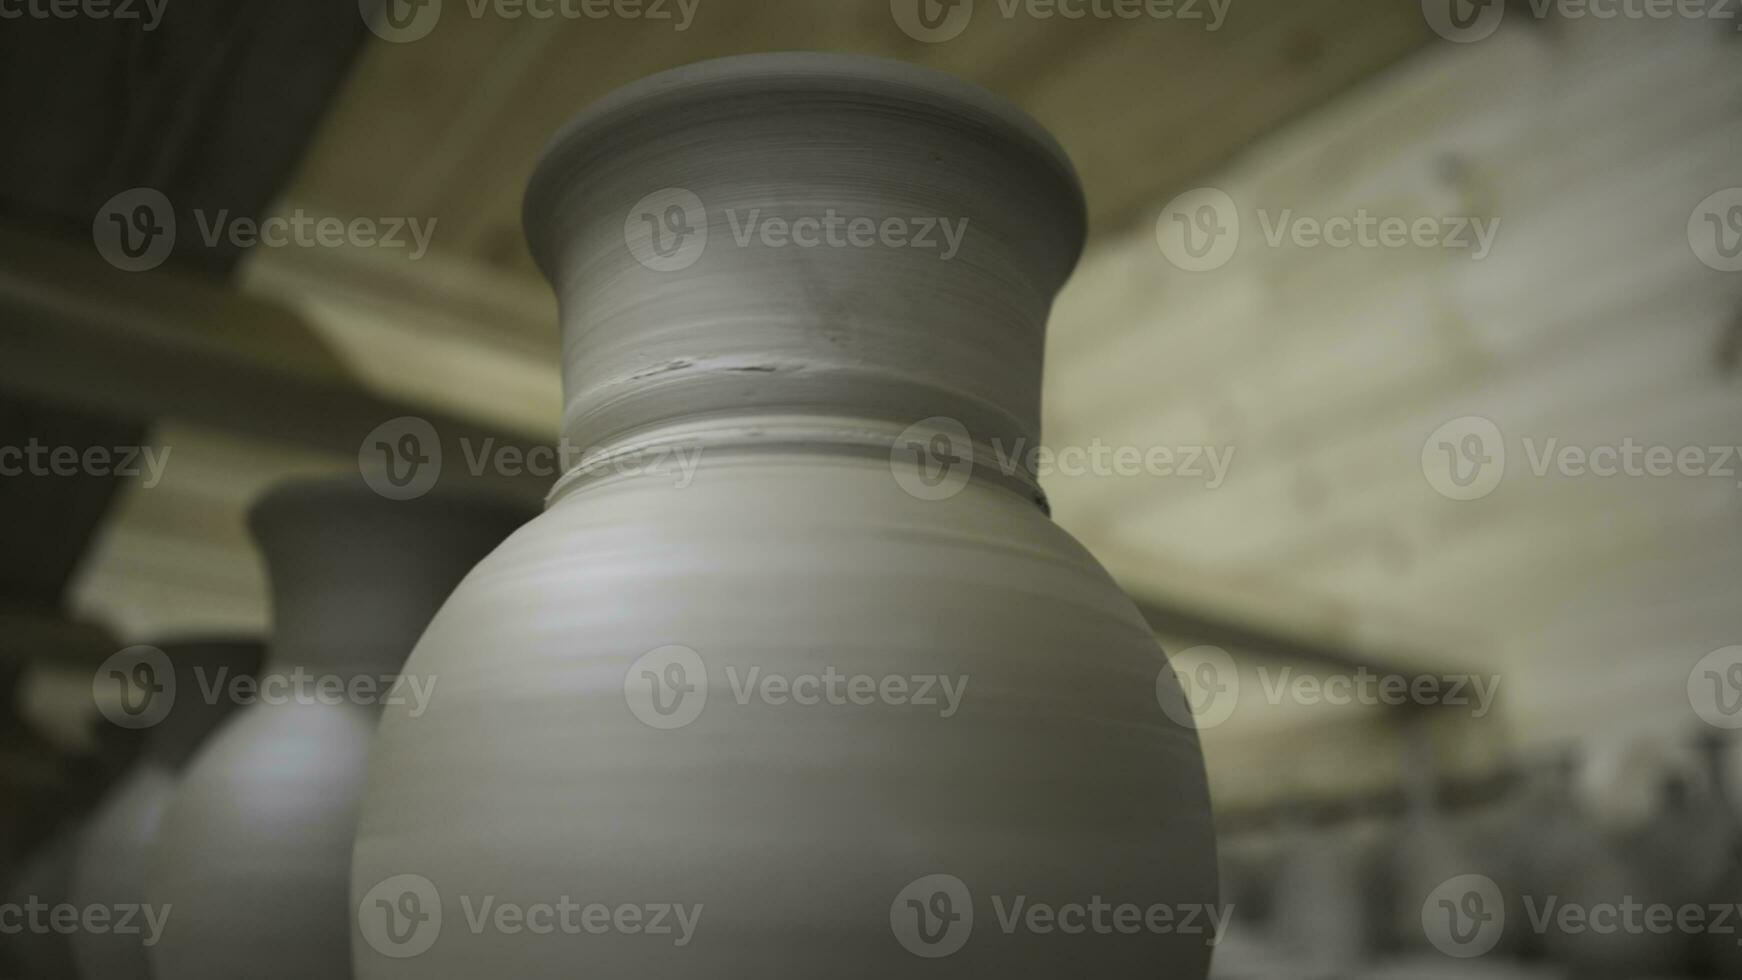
525 55 1085 488
251 480 531 683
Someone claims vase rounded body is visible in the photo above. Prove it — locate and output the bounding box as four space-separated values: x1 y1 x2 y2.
144 479 529 980
355 457 1215 977
148 699 378 978
351 53 1216 979
68 765 176 979
67 638 262 980
2 830 81 980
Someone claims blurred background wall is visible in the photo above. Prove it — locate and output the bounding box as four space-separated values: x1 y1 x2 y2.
1 1 1739 977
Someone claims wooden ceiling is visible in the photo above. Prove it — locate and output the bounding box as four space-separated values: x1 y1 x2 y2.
298 0 1433 279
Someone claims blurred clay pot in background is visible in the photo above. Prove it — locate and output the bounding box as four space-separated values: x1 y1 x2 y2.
1 831 82 980
350 53 1218 979
145 477 530 980
1527 741 1701 978
1697 733 1742 975
68 638 263 980
1265 821 1383 973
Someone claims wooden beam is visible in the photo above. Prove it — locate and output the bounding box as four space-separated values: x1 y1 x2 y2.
0 223 550 507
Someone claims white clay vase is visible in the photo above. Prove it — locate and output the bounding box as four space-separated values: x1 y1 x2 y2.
349 53 1218 979
68 639 263 980
144 478 530 980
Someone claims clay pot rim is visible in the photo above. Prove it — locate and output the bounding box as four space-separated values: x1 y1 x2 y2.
522 51 1085 275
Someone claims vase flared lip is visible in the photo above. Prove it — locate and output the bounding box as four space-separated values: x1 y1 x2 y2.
522 51 1085 277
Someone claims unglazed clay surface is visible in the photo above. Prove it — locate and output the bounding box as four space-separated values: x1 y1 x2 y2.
145 479 529 980
352 53 1216 978
69 640 262 980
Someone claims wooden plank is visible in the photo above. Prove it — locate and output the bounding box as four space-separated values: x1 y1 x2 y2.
0 223 551 506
